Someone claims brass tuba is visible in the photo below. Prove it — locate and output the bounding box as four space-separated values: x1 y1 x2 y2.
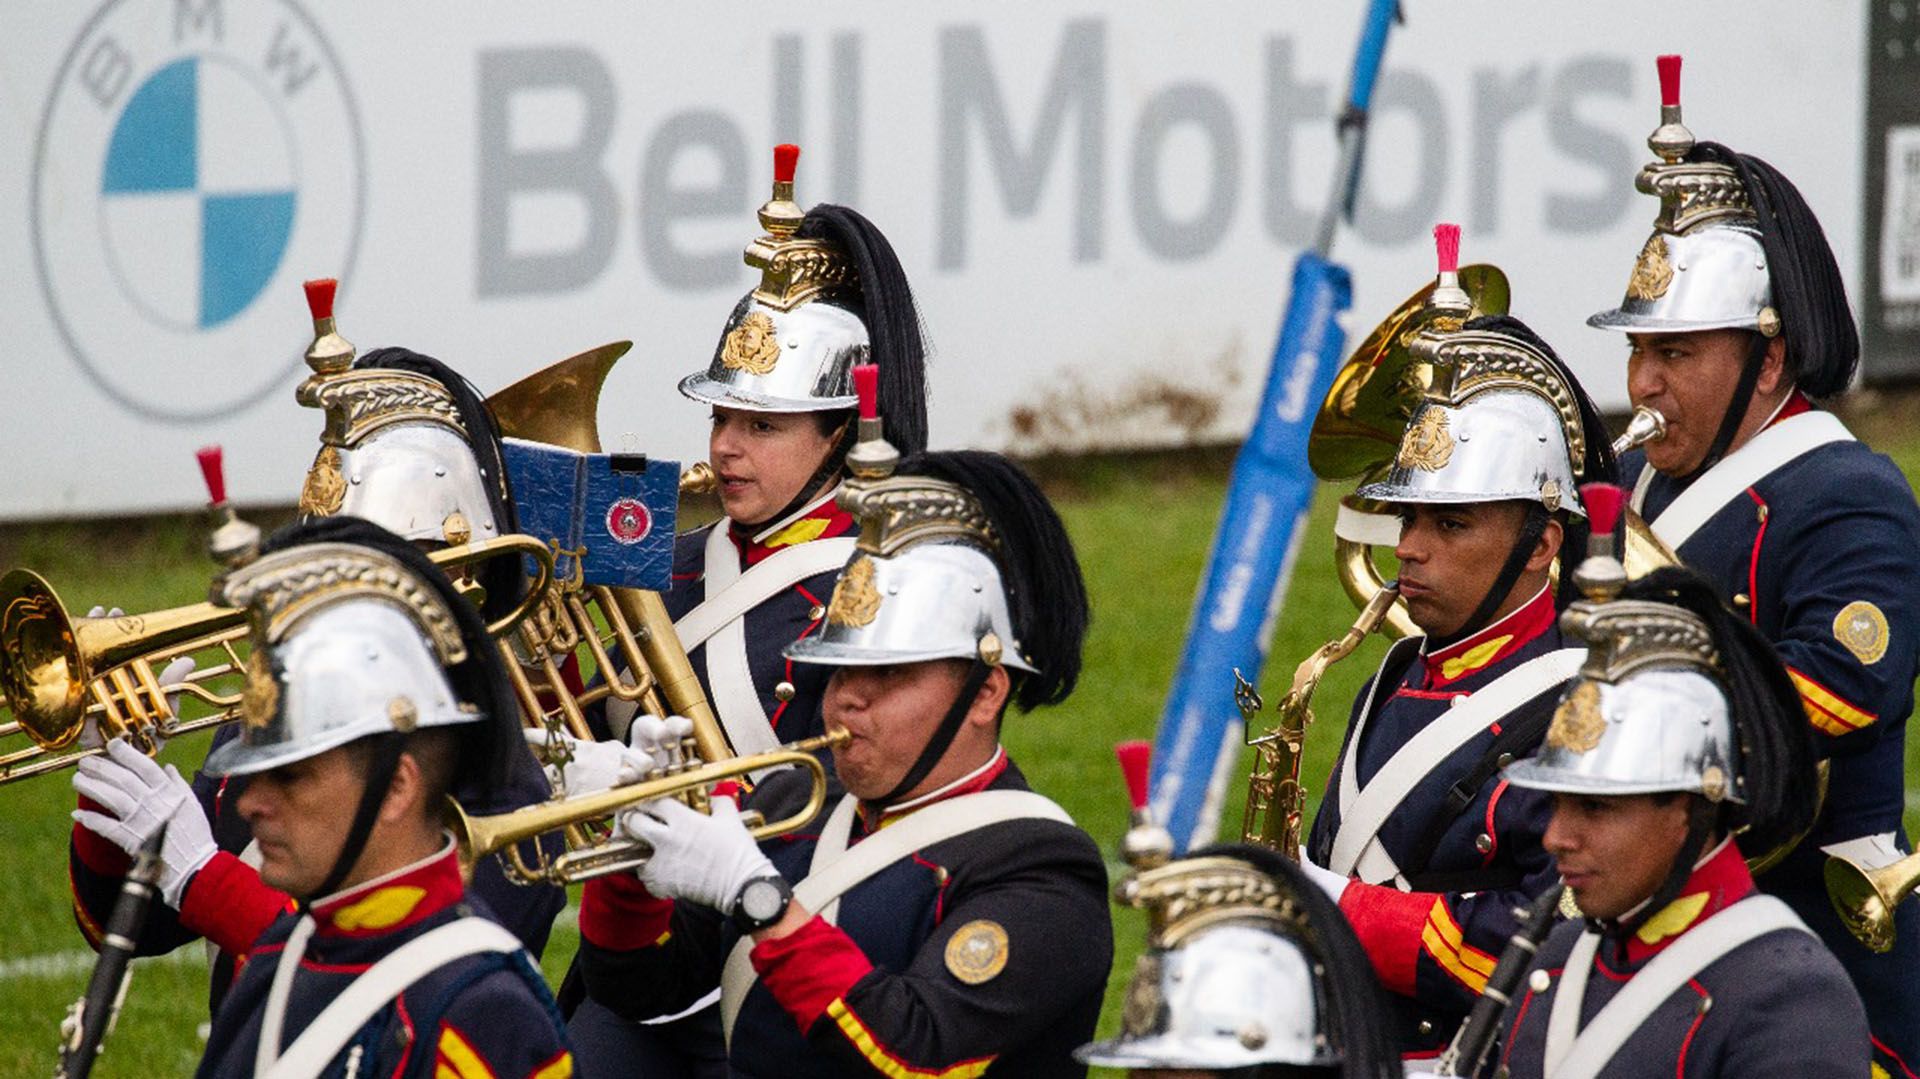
0 537 554 784
484 344 734 765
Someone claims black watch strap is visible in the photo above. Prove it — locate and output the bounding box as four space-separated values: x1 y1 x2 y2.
731 874 794 933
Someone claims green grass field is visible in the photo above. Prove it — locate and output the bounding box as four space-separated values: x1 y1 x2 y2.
3 415 1920 1075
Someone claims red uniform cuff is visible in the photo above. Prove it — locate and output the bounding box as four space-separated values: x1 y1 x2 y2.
178 852 292 955
1340 881 1439 996
751 915 874 1034
579 874 675 951
71 794 133 875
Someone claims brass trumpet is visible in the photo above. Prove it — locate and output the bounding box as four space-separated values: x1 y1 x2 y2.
454 728 848 885
0 535 555 784
486 345 732 765
1825 847 1920 953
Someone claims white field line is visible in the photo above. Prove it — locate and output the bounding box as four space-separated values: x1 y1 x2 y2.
1 905 584 981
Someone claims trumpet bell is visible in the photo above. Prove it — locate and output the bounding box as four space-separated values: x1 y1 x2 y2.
0 571 86 749
1308 265 1511 481
488 341 632 453
1825 848 1920 954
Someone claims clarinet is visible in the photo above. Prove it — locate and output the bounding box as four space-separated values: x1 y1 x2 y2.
55 826 167 1079
1434 883 1565 1077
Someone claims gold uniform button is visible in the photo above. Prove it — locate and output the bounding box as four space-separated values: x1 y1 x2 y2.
773 681 796 703
1475 833 1494 854
808 605 825 621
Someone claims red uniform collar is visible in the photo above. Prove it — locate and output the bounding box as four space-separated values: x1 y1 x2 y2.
729 489 856 567
1421 583 1556 689
1618 838 1755 964
308 837 465 939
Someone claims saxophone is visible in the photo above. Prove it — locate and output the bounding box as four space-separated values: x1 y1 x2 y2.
1242 584 1401 856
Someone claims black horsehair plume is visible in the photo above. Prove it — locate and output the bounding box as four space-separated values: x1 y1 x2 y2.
258 517 523 809
1193 843 1400 1079
1689 143 1860 398
1619 567 1820 857
796 204 931 456
895 450 1088 712
350 346 526 627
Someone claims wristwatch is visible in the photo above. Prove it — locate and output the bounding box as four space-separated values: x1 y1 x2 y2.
731 874 794 933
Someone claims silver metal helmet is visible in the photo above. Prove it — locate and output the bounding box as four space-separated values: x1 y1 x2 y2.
202 542 480 777
297 367 500 547
680 146 869 415
1357 328 1590 518
1078 854 1337 1071
1586 61 1781 340
785 467 1034 674
1505 591 1742 804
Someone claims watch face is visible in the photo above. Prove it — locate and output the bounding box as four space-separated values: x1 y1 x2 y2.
741 879 785 922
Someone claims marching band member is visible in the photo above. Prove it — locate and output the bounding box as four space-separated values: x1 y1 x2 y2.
68 313 563 1015
189 521 571 1078
1588 56 1920 1071
573 407 1110 1077
1079 752 1397 1079
565 144 932 1077
1494 517 1866 1075
1301 304 1615 1058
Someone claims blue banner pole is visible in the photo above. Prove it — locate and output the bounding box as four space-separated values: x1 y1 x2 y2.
1149 0 1401 851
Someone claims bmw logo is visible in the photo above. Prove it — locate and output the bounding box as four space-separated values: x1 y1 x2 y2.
31 0 364 421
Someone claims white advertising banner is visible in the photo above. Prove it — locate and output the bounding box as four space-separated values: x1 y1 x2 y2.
0 1 1864 519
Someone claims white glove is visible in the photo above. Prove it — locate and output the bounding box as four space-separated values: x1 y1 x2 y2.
523 728 652 795
626 714 697 772
618 794 775 912
1298 848 1353 903
71 738 218 909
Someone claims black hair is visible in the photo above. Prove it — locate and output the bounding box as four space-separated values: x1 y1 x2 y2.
795 204 931 455
1618 567 1819 855
259 516 522 806
896 450 1089 711
1462 314 1621 614
350 347 526 627
1192 844 1400 1079
1689 143 1859 398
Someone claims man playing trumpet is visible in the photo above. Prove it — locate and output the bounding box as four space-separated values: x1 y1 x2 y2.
1302 298 1617 1058
571 383 1111 1077
188 521 571 1078
1590 56 1920 1070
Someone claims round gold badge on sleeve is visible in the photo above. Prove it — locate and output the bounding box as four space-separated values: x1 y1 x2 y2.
944 919 1010 985
1833 601 1890 665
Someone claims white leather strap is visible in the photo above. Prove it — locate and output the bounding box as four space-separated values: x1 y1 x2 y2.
257 916 522 1079
806 794 861 926
1643 410 1853 550
1337 639 1422 820
718 790 1073 1045
687 528 855 760
1543 896 1806 1078
674 530 857 650
1330 648 1584 880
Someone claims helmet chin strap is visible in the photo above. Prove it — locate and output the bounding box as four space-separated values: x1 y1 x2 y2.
1430 503 1549 650
307 733 409 905
1675 333 1771 483
873 660 995 808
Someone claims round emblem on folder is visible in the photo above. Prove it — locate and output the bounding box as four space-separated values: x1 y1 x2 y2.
605 498 653 545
